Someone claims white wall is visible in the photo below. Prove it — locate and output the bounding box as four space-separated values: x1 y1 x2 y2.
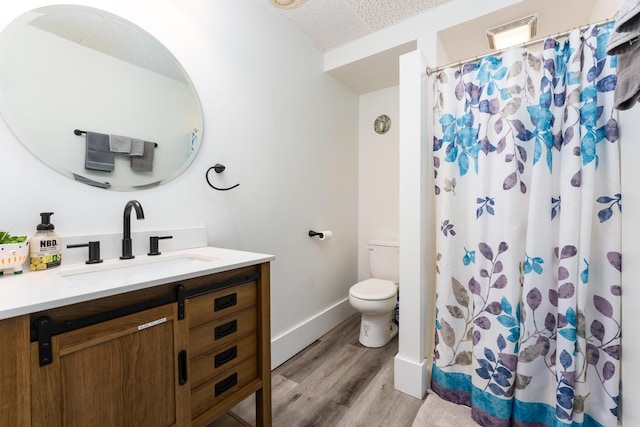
395 50 432 398
358 86 399 280
0 0 359 368
590 0 623 21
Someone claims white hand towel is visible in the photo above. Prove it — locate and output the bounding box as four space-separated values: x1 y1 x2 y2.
109 134 132 153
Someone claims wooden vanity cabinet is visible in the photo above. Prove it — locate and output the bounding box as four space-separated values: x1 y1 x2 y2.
30 303 189 427
187 281 260 425
3 262 271 427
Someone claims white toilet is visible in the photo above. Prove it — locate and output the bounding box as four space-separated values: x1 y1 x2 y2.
349 240 399 348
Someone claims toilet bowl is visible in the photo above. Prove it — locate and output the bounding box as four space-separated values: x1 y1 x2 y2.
349 240 399 348
349 278 398 347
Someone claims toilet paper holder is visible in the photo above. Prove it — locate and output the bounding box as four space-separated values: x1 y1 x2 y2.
308 230 332 240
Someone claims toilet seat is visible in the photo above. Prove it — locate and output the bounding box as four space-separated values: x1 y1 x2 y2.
349 278 397 301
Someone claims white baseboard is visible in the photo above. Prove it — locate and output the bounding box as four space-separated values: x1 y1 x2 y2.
394 354 429 399
270 298 356 369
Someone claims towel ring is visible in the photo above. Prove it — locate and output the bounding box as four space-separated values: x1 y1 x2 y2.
206 164 240 191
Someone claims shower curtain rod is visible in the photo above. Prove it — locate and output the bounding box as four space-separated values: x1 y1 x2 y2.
425 17 615 76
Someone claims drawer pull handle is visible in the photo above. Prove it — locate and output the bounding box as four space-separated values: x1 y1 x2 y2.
178 349 188 386
215 372 238 396
214 293 237 311
214 320 238 340
215 346 238 368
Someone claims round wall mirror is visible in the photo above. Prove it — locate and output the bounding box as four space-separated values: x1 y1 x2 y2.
0 5 204 191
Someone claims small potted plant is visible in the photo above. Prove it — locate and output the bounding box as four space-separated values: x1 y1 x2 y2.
0 231 29 275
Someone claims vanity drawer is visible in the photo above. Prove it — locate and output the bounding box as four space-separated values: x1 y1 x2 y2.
190 333 256 389
188 282 256 329
189 307 257 357
190 357 258 419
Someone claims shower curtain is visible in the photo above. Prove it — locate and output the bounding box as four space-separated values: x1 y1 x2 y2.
430 24 621 427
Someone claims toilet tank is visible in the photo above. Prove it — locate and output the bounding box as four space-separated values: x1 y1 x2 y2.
369 240 399 282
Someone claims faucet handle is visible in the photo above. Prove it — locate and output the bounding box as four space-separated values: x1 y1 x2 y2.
148 235 173 256
67 241 103 264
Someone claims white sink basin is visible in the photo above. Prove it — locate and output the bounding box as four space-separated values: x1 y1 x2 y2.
59 254 217 284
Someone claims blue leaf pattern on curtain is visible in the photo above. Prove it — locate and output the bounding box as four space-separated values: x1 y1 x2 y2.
431 24 620 427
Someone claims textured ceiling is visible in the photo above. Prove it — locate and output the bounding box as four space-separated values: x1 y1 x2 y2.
270 0 452 52
29 5 187 83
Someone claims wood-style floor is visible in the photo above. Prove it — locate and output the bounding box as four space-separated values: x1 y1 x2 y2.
210 313 424 427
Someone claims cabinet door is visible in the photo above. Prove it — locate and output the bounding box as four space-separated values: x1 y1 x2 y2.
0 315 30 426
30 303 189 427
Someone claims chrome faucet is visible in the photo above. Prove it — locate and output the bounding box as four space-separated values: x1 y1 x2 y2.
120 200 145 259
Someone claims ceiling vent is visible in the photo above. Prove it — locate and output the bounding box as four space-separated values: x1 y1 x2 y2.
487 14 538 50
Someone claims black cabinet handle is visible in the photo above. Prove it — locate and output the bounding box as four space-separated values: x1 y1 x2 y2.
177 285 185 321
214 293 237 311
214 320 238 340
178 349 188 386
215 372 238 396
214 346 238 368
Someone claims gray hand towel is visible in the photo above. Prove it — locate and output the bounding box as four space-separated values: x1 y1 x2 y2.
109 134 132 153
130 138 145 157
614 43 640 110
131 141 155 172
607 0 640 55
85 131 115 172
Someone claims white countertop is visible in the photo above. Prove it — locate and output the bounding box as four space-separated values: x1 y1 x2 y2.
0 246 274 320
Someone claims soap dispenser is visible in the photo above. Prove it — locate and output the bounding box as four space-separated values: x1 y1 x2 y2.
29 212 62 271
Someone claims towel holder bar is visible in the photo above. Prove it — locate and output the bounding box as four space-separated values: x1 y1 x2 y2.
74 129 158 147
